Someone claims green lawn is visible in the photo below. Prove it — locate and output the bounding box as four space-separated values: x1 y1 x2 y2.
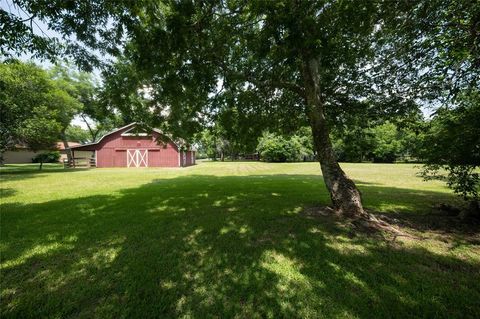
1 162 479 318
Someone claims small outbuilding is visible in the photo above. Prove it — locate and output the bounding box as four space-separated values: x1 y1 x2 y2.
70 123 196 168
1 141 81 164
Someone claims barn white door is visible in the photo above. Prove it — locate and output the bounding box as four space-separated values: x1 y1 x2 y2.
127 149 148 167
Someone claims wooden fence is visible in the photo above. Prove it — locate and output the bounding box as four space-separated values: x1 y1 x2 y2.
63 157 96 168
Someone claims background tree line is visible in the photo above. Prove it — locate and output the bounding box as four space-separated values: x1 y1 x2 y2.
197 114 472 166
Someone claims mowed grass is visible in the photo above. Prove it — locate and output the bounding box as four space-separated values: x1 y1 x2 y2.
1 162 479 318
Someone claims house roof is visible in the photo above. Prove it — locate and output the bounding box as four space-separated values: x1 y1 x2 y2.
12 141 81 150
57 141 81 150
69 123 136 149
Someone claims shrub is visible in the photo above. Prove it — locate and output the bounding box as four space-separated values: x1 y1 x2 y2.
257 131 314 162
32 151 61 163
257 133 291 162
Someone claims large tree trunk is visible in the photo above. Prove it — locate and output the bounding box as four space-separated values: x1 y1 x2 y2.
60 130 73 164
302 57 366 218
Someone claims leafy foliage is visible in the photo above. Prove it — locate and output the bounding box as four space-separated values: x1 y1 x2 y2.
17 107 62 153
195 128 230 160
368 122 404 163
32 151 61 163
257 133 297 163
332 121 423 163
377 0 480 104
257 129 314 163
0 61 66 159
0 0 125 70
65 125 91 143
332 127 375 163
48 63 117 142
196 130 217 160
418 90 480 200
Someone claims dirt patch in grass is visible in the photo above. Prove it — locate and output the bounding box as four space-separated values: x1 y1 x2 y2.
377 210 480 247
301 206 394 239
301 205 480 245
379 211 479 232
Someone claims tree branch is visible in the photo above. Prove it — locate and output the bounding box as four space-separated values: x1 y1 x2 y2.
80 114 97 142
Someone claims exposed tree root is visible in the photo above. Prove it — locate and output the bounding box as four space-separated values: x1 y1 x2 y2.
351 211 423 241
302 206 422 241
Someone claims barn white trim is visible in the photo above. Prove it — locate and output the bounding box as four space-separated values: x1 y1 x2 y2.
127 149 148 168
70 123 136 149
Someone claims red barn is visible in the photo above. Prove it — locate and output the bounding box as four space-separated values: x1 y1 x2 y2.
70 123 196 168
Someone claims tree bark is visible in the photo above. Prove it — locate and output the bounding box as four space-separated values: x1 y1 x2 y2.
60 130 73 164
81 114 98 142
302 57 366 217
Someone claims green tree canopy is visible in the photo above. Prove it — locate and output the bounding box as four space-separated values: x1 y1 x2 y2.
48 63 117 143
419 89 480 202
0 60 80 167
65 125 91 143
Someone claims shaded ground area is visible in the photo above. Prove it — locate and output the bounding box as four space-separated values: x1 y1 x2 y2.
1 164 479 318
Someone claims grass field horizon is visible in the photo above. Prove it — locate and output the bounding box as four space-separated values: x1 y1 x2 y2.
1 162 479 318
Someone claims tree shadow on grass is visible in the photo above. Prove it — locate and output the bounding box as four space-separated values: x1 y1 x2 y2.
1 175 479 318
0 188 16 199
1 164 91 183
